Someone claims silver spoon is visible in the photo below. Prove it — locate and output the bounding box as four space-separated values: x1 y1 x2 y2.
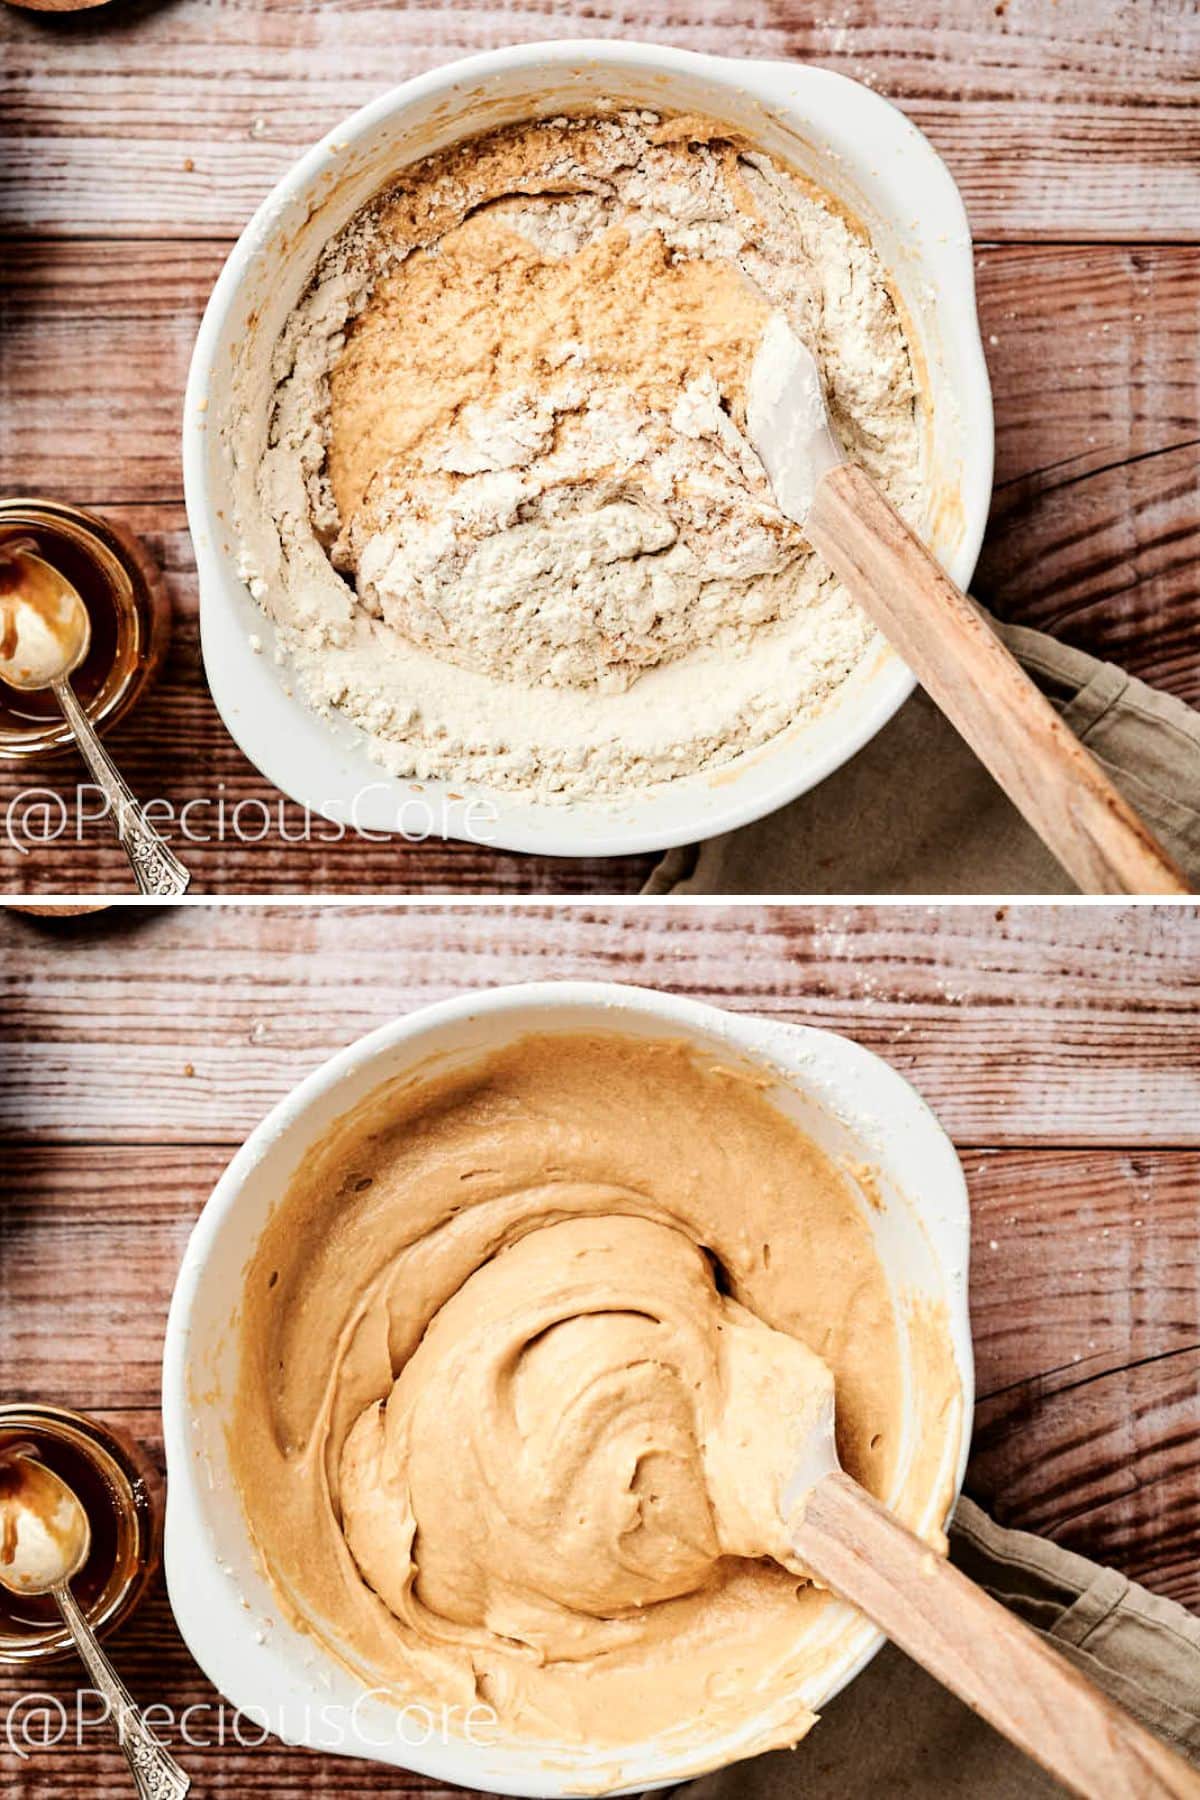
0 1451 190 1797
0 547 190 895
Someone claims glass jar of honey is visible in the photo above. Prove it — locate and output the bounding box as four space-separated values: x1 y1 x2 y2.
0 499 171 762
0 1404 161 1665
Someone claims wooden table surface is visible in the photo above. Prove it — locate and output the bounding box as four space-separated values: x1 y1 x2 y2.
1 900 1198 1794
1 0 1198 894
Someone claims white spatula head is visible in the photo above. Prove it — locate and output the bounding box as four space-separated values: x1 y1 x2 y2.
747 312 846 529
701 1307 841 1568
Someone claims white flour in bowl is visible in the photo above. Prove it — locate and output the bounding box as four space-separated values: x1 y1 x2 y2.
233 112 924 801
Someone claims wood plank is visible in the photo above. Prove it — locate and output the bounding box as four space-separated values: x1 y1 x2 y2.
3 906 1199 1789
971 1351 1200 1610
979 440 1200 699
967 1147 1200 1398
0 1403 1192 1796
5 1144 1196 1414
0 1551 458 1794
974 244 1200 692
0 241 222 504
978 247 1200 481
967 1144 1200 1610
0 507 652 896
1 242 1197 894
2 0 1198 242
0 1146 1194 1798
5 241 1198 532
0 1149 201 1406
1 903 1198 1146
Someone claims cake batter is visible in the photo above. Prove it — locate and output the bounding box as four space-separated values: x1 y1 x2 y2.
230 1033 959 1779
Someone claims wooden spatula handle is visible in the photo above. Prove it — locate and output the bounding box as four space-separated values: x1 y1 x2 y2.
795 1471 1200 1799
807 462 1189 894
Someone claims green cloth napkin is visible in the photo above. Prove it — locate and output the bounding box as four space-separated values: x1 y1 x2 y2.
645 625 1200 895
665 1498 1200 1798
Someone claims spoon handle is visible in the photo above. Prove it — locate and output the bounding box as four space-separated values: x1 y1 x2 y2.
51 678 190 896
794 1470 1200 1799
53 1580 190 1798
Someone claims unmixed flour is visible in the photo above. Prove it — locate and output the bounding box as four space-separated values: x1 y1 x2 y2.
234 112 925 800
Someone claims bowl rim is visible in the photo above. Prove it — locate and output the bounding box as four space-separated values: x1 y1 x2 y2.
162 978 974 1795
183 39 994 862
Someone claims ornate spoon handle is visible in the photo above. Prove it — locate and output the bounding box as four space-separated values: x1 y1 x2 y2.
52 676 190 895
53 1580 190 1798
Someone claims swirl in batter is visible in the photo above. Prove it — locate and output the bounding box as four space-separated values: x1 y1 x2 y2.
230 1034 957 1776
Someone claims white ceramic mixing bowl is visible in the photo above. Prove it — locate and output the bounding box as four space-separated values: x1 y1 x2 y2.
162 980 973 1796
184 41 993 859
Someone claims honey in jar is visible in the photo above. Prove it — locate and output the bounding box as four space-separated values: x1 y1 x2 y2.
0 1405 160 1664
0 499 170 762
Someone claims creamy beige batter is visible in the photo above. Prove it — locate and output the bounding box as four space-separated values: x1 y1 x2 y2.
230 1033 957 1777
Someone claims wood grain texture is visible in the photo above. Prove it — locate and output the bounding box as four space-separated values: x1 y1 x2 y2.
966 1144 1200 1610
2 0 1198 242
5 1140 1197 1609
794 1471 1200 1798
1 239 1196 891
2 902 1199 1147
808 460 1190 893
2 0 1198 894
0 1552 460 1796
6 243 1198 510
0 509 654 896
2 902 1199 1793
